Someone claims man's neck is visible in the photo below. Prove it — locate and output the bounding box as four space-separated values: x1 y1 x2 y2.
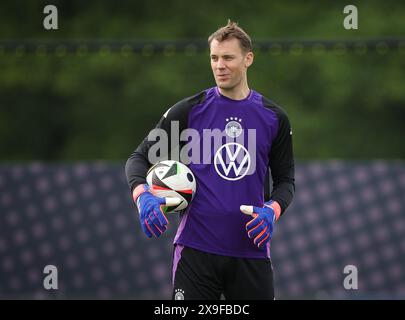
218 84 250 101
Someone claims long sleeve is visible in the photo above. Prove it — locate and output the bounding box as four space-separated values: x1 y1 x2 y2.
125 91 206 193
268 107 295 215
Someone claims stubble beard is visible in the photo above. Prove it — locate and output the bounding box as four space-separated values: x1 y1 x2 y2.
216 76 242 92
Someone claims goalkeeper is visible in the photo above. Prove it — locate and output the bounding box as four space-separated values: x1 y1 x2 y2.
125 20 295 300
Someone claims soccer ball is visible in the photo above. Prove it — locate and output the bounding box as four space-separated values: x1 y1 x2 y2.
146 160 196 213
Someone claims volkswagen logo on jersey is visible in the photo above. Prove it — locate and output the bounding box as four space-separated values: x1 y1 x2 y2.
225 117 243 138
214 142 251 181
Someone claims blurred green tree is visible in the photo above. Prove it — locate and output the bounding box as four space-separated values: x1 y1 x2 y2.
0 0 404 160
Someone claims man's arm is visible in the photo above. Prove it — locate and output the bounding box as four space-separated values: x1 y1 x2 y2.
125 92 205 238
125 91 206 193
268 108 295 217
241 100 295 248
125 116 167 194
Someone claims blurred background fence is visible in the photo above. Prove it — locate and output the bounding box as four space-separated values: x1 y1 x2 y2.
0 0 404 299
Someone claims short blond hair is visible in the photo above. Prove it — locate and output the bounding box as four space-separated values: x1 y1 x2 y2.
208 20 253 53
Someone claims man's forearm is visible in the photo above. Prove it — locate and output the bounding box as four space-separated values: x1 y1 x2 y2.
125 149 150 193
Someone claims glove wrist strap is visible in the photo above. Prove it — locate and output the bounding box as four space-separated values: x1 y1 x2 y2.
264 200 281 222
132 184 148 202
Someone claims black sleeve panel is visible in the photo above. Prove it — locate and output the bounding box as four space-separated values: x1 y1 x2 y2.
262 97 295 216
125 91 206 193
264 166 270 201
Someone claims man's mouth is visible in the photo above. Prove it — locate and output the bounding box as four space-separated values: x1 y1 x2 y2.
217 74 229 79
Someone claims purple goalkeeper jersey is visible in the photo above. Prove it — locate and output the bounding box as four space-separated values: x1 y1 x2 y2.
126 87 295 259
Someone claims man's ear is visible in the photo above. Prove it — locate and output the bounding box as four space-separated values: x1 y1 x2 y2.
245 51 254 68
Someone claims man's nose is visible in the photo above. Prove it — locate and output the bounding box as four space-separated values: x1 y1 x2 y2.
217 58 226 69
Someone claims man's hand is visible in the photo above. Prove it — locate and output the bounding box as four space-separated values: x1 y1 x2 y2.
240 201 281 249
133 184 181 238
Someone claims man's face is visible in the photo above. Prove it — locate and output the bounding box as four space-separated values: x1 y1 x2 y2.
210 38 253 91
